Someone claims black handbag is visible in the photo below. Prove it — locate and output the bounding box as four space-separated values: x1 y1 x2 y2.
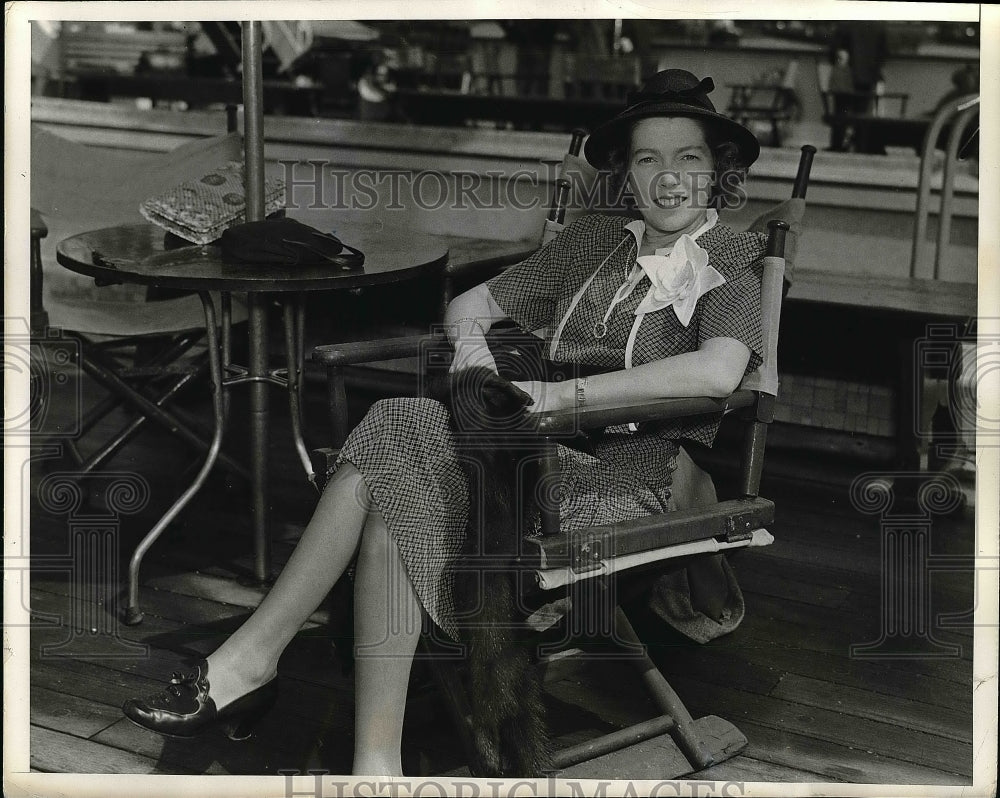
220 217 365 269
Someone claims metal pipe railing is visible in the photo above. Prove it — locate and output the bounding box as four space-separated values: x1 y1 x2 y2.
910 93 978 278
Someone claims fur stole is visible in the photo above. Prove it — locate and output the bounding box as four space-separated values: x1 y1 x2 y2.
428 366 553 777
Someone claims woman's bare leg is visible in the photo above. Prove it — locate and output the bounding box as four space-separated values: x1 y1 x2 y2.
205 463 371 709
351 508 422 776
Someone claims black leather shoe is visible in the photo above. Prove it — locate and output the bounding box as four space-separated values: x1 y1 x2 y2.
122 660 278 740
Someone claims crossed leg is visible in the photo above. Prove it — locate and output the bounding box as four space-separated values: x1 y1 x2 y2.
203 462 420 776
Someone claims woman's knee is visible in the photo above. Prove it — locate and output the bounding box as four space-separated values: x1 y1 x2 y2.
365 397 448 427
324 462 372 512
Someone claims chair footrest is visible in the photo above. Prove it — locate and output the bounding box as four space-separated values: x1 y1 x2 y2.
522 497 775 572
555 715 747 779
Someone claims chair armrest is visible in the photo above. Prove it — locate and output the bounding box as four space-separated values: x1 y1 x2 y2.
312 334 436 367
444 241 533 281
533 389 757 435
31 207 48 239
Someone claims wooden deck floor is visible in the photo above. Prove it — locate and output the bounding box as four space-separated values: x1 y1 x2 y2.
21 353 978 785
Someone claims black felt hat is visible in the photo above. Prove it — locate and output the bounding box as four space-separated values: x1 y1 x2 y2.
584 69 761 170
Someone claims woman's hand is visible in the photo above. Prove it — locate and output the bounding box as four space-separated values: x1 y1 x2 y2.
511 379 573 414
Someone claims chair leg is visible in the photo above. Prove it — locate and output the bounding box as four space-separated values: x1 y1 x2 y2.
78 368 204 473
327 365 350 450
75 331 203 437
76 347 247 478
613 606 715 771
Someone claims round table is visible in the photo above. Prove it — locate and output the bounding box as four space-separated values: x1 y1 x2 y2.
58 222 448 624
57 222 448 291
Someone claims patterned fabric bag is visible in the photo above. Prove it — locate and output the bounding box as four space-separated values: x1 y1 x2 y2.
139 161 285 245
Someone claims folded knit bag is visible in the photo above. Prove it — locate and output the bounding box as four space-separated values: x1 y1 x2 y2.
140 161 285 245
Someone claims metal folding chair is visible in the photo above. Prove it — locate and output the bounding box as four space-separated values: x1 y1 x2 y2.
29 119 249 477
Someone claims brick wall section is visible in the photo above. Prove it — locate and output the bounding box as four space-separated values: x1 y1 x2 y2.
776 374 895 437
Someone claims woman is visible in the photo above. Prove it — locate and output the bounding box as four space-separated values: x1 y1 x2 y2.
122 69 765 775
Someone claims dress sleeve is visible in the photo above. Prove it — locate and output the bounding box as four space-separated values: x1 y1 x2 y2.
485 216 592 333
697 256 764 373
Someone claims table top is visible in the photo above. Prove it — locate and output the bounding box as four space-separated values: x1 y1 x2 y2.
56 222 449 293
788 269 976 319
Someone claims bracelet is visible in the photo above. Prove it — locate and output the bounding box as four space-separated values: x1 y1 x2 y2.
450 317 488 337
575 377 587 407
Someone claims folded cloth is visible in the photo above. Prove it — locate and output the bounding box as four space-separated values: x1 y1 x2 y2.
220 217 365 269
140 161 285 245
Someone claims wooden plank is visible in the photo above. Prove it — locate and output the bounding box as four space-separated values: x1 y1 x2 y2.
837 581 977 634
546 677 645 731
727 565 852 609
91 713 351 777
31 660 163 708
743 537 886 578
31 569 272 642
30 684 123 739
736 595 974 683
666 637 972 713
543 656 966 782
32 643 348 727
749 524 976 599
30 651 350 732
611 641 784 698
698 755 833 783
562 632 972 723
141 570 329 628
667 674 972 777
29 584 348 691
771 673 972 743
732 719 971 785
775 500 976 560
30 725 201 775
738 547 976 614
29 586 228 657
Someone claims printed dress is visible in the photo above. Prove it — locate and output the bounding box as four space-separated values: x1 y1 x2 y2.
334 214 766 641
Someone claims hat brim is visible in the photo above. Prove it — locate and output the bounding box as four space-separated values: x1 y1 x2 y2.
584 103 761 170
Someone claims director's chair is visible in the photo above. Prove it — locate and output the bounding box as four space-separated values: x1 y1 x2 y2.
312 142 815 777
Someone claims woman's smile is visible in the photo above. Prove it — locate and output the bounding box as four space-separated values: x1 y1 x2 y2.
653 193 686 209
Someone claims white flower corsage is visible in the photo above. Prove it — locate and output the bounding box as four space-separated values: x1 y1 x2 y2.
634 234 725 327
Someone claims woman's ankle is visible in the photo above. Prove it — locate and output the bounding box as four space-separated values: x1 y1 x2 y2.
205 649 278 705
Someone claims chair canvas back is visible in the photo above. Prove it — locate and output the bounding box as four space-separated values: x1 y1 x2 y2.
737 247 784 397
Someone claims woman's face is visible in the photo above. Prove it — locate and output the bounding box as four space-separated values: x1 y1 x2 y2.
627 117 714 240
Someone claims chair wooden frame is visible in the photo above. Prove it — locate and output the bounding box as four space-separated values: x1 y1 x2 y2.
312 145 815 776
